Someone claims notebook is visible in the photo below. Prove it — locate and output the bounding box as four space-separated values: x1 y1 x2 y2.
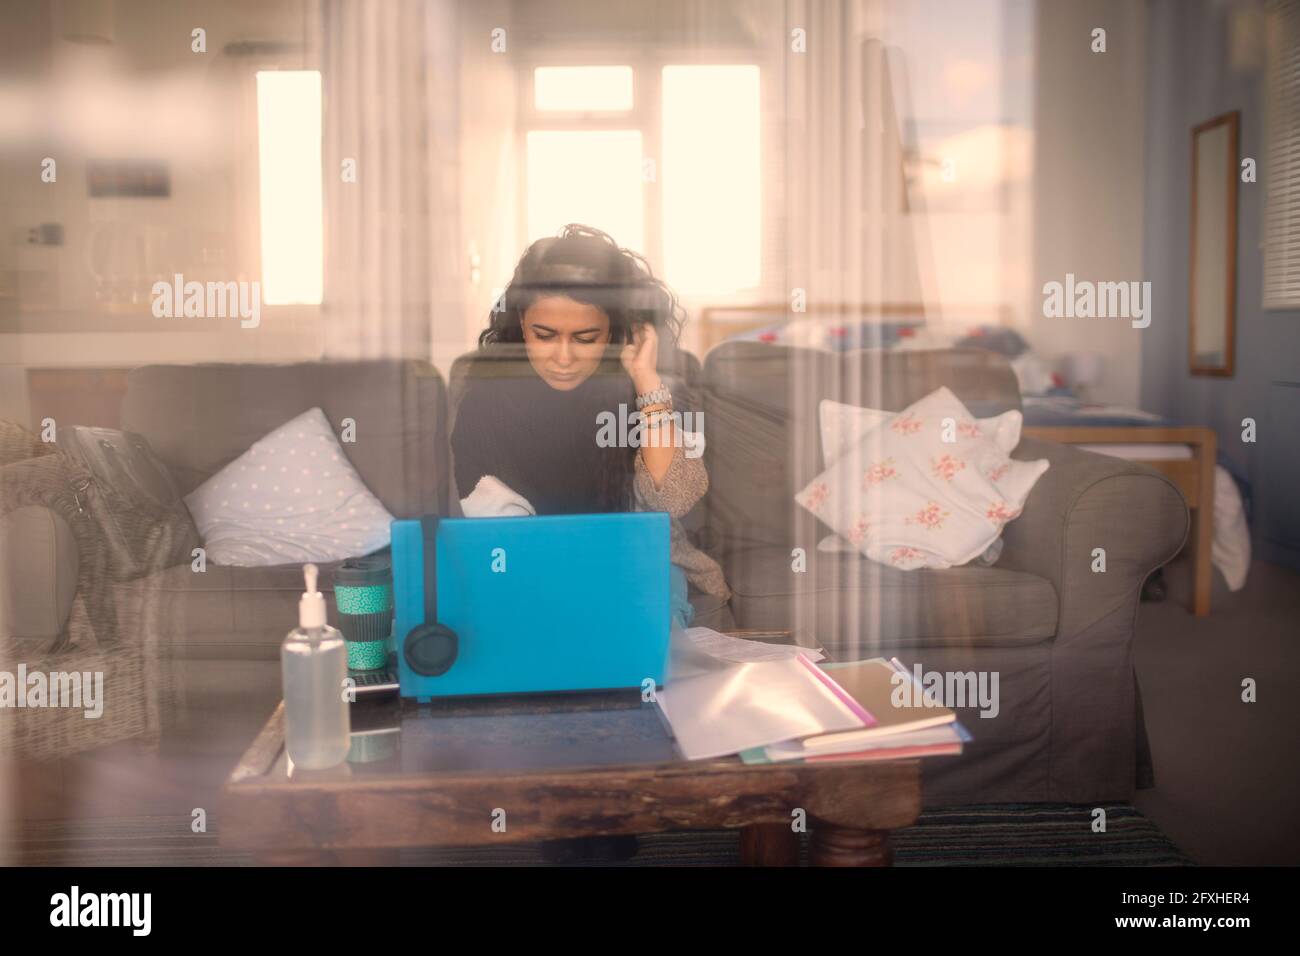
787 658 956 753
753 721 971 764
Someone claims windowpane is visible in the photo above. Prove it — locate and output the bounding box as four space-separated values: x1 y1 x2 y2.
256 71 323 305
662 65 761 295
534 66 634 111
527 130 644 250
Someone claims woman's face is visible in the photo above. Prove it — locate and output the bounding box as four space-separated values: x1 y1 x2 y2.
521 295 612 391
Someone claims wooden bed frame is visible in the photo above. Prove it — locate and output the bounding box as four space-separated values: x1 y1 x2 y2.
697 303 1015 354
1022 426 1216 617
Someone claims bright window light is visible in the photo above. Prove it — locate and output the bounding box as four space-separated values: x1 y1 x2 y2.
527 130 644 250
534 66 634 111
256 70 323 305
662 65 761 295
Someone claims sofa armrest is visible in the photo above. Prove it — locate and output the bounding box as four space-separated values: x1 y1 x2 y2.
999 437 1188 642
999 438 1187 800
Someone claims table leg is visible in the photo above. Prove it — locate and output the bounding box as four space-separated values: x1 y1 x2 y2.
809 819 892 867
739 823 800 866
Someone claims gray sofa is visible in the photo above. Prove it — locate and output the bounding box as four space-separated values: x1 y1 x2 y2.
701 342 1188 804
3 345 1188 807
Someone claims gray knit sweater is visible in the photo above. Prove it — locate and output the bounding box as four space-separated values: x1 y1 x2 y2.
633 445 731 600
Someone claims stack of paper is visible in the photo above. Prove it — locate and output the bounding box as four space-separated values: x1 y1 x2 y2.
654 654 863 760
653 632 969 764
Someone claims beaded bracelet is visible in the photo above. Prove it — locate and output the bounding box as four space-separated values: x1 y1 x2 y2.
643 408 676 428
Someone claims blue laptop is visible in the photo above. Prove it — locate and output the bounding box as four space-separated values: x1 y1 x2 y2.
391 512 671 700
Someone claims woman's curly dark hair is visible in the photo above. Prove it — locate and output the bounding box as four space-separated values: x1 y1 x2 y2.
479 224 685 348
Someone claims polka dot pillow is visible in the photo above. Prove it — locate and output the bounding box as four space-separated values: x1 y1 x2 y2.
183 407 394 567
794 387 1050 570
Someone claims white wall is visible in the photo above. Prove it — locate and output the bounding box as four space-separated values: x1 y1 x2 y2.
1030 0 1147 406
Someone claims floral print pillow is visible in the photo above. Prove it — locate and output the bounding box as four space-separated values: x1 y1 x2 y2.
818 397 1024 464
795 387 1050 570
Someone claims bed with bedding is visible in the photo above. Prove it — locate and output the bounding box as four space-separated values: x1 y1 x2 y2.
1018 397 1249 617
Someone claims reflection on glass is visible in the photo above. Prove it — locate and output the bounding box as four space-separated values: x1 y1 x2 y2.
256 70 324 305
662 65 761 295
526 129 644 249
534 66 634 111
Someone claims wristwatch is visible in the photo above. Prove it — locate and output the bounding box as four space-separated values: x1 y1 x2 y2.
635 383 672 410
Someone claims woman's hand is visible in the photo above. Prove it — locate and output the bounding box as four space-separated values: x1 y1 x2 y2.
620 322 661 394
621 322 674 488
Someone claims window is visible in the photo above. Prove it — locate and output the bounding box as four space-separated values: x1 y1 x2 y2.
521 61 763 299
534 66 634 111
255 70 323 305
662 65 761 295
1264 0 1300 308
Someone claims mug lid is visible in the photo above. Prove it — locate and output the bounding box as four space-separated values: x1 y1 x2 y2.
335 552 392 587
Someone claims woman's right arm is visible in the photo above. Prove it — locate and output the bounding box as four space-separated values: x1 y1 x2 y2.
633 443 707 518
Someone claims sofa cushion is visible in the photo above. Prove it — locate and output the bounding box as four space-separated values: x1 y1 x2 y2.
722 544 1057 656
793 387 1050 570
111 562 350 660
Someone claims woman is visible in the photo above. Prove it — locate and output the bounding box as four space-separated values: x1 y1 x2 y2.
451 224 731 629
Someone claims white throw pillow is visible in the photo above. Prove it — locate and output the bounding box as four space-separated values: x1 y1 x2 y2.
819 398 1023 463
796 387 1049 570
184 407 394 567
817 398 1025 556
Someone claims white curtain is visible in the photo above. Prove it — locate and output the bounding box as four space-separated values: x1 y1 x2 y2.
780 0 927 649
319 0 463 359
782 0 922 313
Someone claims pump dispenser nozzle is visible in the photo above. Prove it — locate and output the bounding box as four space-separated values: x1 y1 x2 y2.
299 562 327 629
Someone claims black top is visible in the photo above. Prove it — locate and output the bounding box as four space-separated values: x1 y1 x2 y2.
450 358 634 515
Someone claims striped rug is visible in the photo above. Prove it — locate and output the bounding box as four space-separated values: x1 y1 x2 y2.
10 803 1190 866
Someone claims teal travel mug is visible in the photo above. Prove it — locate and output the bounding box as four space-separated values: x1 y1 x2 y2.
333 553 394 670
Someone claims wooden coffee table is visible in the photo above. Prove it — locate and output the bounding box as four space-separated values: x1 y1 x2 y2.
220 656 923 866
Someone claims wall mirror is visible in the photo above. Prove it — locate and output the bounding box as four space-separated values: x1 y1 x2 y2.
1189 111 1239 377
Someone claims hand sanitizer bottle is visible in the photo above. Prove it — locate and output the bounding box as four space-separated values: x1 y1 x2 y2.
282 563 351 769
